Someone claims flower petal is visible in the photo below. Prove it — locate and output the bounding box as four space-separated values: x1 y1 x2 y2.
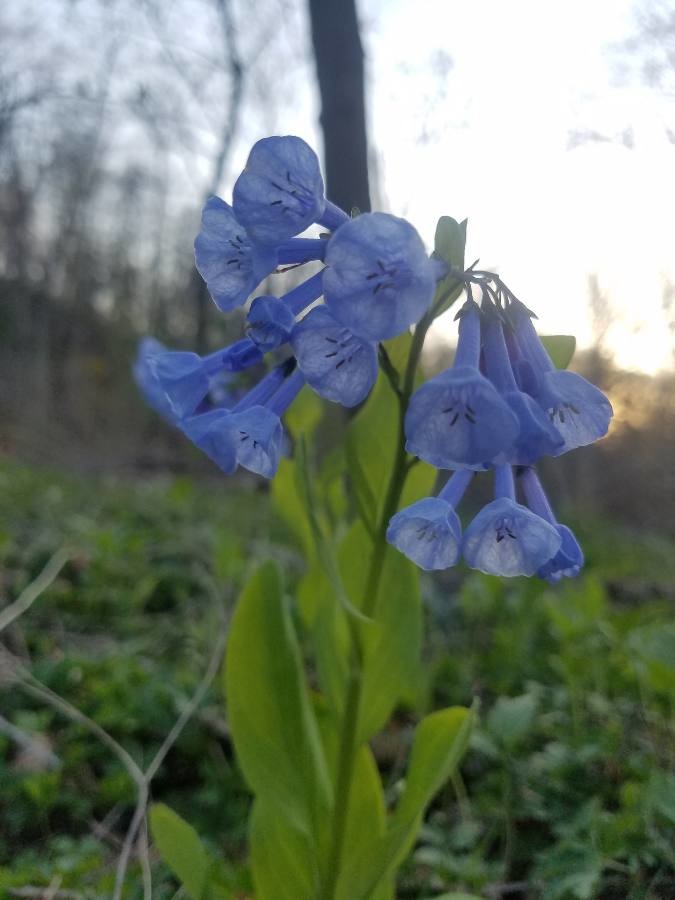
194 196 277 311
387 497 462 571
246 296 296 352
150 351 210 419
537 370 613 454
405 366 519 470
233 136 325 245
537 524 584 583
291 306 377 407
226 406 284 478
133 338 181 425
462 497 561 577
323 212 436 341
181 409 238 474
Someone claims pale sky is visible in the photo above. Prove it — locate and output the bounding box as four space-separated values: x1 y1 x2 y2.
364 0 675 373
21 0 674 373
248 0 675 374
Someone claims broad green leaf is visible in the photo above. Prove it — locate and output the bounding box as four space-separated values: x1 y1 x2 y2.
331 523 423 743
250 798 319 900
272 458 315 560
224 563 332 836
392 707 473 833
540 334 576 369
346 340 436 535
357 545 423 743
149 803 211 900
349 706 473 899
486 693 538 747
302 561 350 710
335 745 390 900
346 373 398 536
284 383 324 439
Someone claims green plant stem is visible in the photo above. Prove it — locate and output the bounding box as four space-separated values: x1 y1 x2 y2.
320 313 434 900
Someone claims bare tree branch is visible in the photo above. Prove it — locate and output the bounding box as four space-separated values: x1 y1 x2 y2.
0 548 69 634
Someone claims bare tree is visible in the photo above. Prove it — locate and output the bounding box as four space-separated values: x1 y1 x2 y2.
308 0 371 213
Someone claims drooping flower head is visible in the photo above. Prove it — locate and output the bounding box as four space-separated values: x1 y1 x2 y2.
194 197 278 312
462 465 561 577
518 466 584 582
405 302 519 470
323 212 437 341
386 470 473 571
181 361 303 479
480 306 564 465
233 136 345 245
133 338 182 426
508 300 613 453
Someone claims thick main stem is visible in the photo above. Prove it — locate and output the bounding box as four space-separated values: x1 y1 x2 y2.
320 313 433 900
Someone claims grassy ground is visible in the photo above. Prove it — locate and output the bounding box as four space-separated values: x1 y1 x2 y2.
0 460 673 898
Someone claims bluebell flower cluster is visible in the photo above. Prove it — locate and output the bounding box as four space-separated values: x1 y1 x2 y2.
134 135 441 479
388 283 612 581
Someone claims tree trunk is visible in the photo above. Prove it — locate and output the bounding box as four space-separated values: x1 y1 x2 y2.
308 0 371 214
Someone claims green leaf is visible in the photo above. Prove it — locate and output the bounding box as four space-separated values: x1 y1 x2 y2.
346 374 397 536
347 342 436 535
284 383 324 439
350 706 473 898
149 803 210 900
486 693 538 747
272 458 315 560
224 563 332 836
324 522 423 742
249 798 319 900
335 745 390 900
392 707 473 833
357 545 423 743
301 561 350 709
540 334 576 369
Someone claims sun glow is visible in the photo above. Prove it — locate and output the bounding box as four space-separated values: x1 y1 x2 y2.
366 0 675 374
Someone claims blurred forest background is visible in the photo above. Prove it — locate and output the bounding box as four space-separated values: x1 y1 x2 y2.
1 0 674 897
0 0 674 533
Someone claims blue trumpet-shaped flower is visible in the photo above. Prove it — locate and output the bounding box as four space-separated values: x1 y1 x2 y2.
233 136 348 245
405 303 519 469
519 466 584 582
481 311 564 465
323 212 437 341
245 269 325 352
182 408 237 474
149 339 263 420
246 296 297 353
386 470 473 570
194 196 328 313
510 302 613 454
181 362 304 478
194 197 278 312
290 306 377 407
462 465 561 577
133 338 182 425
